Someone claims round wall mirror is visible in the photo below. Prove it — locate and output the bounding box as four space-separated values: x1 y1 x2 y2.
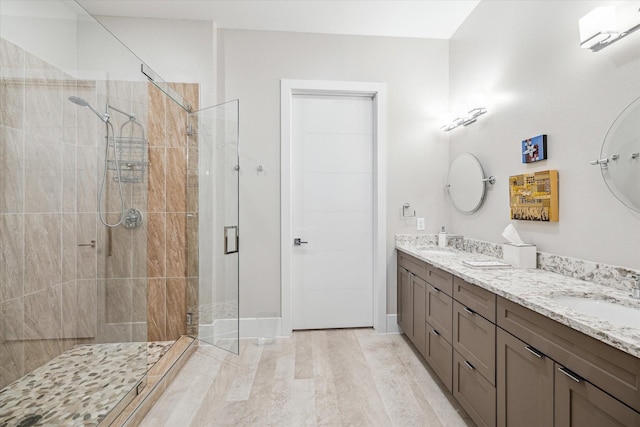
447 153 492 214
599 95 640 213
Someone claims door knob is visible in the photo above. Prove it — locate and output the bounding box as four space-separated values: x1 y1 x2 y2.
294 238 308 246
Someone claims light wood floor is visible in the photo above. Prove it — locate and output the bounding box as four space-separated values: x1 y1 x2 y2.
139 328 474 426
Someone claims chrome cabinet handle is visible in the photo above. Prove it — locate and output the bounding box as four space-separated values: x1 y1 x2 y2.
77 240 96 249
525 346 544 358
463 306 475 315
431 286 440 293
558 366 582 383
431 329 440 337
464 360 475 370
294 238 308 246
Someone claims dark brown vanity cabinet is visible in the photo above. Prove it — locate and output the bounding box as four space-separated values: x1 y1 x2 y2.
397 250 640 427
497 296 640 426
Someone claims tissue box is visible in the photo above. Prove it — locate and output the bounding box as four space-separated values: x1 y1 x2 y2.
503 243 537 269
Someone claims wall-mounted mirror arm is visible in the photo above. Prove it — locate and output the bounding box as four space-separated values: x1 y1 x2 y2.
482 176 496 184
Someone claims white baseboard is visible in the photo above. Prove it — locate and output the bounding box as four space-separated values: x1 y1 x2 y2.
239 317 283 338
199 317 282 339
201 316 399 339
385 314 400 333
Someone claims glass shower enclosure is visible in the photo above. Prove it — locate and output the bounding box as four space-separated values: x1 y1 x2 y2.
0 0 240 423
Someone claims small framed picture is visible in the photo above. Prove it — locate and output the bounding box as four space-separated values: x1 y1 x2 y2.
521 134 547 163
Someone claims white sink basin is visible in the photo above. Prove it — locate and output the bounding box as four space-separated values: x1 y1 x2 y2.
552 296 640 327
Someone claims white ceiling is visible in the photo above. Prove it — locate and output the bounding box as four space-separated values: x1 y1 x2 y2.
77 0 480 39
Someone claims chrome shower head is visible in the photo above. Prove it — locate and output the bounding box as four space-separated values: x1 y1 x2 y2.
68 95 90 107
68 96 109 122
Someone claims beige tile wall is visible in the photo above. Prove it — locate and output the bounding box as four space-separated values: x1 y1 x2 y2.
0 38 156 388
0 38 99 388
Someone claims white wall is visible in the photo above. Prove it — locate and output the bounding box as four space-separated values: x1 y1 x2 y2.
0 0 79 74
218 29 450 317
449 1 640 269
93 16 216 106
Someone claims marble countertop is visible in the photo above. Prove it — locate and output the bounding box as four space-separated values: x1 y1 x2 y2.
396 242 640 359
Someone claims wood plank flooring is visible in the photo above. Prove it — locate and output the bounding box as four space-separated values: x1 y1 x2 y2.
139 329 474 426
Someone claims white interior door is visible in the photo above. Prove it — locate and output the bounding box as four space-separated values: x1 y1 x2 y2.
292 94 374 330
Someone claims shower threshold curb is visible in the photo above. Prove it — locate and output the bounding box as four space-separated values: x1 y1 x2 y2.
108 336 197 426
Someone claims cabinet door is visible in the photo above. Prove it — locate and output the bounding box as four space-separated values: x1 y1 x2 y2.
497 329 553 427
555 363 640 427
398 267 413 337
412 275 427 356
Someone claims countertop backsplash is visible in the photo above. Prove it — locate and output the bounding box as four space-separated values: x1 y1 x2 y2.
395 234 639 293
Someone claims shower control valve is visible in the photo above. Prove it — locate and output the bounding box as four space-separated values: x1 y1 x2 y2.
124 208 143 229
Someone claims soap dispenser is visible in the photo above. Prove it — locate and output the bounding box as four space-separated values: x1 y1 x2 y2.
438 226 448 248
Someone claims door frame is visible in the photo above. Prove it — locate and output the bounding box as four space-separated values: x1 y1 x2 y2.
280 79 387 335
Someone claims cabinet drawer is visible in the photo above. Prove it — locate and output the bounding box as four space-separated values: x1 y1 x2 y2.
454 350 497 427
426 323 453 393
398 251 428 281
498 296 640 412
454 301 496 385
426 285 453 344
453 276 496 322
427 264 453 296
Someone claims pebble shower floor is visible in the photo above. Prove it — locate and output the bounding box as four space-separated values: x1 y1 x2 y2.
0 341 173 426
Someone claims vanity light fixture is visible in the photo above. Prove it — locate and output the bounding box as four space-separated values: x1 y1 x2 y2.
441 93 487 132
579 5 640 52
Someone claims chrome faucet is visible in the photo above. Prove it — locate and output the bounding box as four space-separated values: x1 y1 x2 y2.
620 275 640 299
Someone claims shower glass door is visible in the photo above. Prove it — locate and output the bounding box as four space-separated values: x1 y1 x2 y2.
188 100 239 354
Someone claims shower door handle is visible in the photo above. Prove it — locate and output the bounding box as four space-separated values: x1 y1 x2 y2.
224 226 239 254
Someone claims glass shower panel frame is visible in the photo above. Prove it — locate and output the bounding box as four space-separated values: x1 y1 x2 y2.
188 100 240 354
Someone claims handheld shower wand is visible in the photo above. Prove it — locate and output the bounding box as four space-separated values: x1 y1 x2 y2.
68 95 125 228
